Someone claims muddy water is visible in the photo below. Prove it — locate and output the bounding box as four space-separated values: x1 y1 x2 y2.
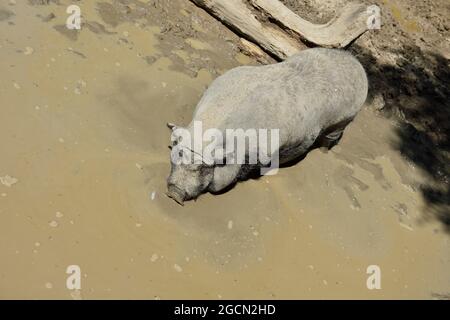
0 1 448 299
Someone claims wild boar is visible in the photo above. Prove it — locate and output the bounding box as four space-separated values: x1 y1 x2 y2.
166 48 368 205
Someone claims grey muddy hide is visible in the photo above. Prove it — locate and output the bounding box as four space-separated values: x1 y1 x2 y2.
166 48 368 205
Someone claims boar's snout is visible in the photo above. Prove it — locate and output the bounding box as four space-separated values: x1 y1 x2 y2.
167 184 186 206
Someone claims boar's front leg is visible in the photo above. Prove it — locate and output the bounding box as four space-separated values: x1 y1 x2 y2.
208 164 242 193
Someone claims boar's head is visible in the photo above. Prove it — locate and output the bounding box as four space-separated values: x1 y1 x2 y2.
166 123 214 205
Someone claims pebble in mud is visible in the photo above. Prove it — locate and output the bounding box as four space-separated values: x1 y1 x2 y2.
49 220 58 228
0 175 18 187
45 282 53 289
55 211 63 218
24 47 34 55
150 254 159 262
173 264 183 272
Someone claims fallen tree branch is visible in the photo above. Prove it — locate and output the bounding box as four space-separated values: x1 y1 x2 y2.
190 0 305 60
190 0 371 60
250 0 370 48
238 38 275 64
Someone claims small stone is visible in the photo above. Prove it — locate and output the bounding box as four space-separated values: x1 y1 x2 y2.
55 211 63 218
24 47 34 55
0 175 18 187
372 94 385 111
13 82 20 89
150 254 159 262
49 220 58 228
45 282 53 289
174 264 183 272
151 191 156 200
227 220 233 230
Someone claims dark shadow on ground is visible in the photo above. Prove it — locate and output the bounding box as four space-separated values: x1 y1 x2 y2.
350 43 450 233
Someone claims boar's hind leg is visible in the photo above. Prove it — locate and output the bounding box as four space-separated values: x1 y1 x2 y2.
317 119 352 153
319 130 343 151
209 164 241 193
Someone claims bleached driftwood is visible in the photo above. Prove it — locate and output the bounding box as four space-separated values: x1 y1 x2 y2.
190 0 371 60
250 0 370 48
238 38 275 64
191 0 304 60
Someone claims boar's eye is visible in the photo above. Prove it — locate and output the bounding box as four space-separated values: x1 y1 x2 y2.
172 136 182 146
178 149 183 157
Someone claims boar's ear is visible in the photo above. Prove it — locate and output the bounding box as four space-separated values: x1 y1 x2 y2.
167 122 178 131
